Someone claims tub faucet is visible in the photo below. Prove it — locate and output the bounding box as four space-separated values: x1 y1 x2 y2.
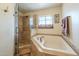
40 36 44 42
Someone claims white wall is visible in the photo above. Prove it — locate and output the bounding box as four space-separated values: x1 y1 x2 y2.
24 6 62 35
0 3 15 55
62 3 79 49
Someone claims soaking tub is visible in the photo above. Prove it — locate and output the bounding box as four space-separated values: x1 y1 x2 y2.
31 35 77 56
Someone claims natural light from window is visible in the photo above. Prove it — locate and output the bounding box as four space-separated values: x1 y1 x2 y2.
38 16 54 28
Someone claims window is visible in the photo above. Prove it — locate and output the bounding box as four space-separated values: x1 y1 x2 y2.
38 16 53 28
30 16 34 28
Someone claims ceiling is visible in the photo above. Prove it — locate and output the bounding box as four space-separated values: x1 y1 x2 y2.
18 3 62 13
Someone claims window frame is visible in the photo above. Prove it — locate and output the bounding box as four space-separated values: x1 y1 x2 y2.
38 16 53 29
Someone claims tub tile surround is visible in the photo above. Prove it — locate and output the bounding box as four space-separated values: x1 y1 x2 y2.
32 33 79 55
36 33 62 36
62 35 79 55
31 34 78 56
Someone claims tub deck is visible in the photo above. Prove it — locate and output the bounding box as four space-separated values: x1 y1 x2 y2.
32 35 77 56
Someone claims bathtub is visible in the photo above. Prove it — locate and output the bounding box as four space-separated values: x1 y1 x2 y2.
31 35 77 56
